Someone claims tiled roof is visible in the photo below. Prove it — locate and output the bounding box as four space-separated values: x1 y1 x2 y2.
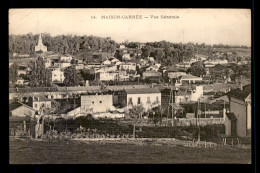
125 88 160 94
143 71 161 77
9 101 35 112
227 84 251 101
33 95 50 102
9 102 23 112
181 75 202 80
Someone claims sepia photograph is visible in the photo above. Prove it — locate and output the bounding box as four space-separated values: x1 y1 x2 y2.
9 9 251 164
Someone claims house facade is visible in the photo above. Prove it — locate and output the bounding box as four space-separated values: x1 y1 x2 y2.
118 88 161 111
225 85 251 137
81 94 113 113
29 95 52 112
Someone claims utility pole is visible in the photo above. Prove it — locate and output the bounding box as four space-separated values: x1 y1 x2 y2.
171 89 174 127
198 98 201 144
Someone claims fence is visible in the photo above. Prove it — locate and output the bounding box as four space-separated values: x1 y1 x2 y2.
177 118 224 126
160 118 224 126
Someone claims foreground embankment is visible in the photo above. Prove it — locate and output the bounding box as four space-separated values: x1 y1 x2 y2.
9 138 251 164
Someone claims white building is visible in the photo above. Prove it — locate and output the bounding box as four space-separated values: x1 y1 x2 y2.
190 86 204 102
119 62 136 71
103 59 112 66
118 88 161 111
119 45 125 49
45 59 52 68
180 74 203 84
122 54 131 61
51 68 65 82
81 94 114 113
60 56 72 62
35 34 47 52
95 69 117 81
29 95 52 112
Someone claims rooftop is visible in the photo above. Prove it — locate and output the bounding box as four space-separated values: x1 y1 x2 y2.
227 84 251 101
181 74 202 80
125 88 160 94
226 113 237 121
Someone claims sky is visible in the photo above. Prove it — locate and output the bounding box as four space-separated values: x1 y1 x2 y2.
9 9 251 46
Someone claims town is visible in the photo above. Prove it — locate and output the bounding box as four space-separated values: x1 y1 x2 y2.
9 33 251 163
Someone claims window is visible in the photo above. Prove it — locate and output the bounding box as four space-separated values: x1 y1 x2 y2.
147 97 151 103
100 101 102 104
34 104 37 108
92 101 94 104
156 96 159 103
128 97 133 104
138 97 141 104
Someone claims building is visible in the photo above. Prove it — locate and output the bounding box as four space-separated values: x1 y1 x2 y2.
168 72 187 79
95 69 118 81
122 54 131 61
45 59 52 68
35 34 47 52
180 74 203 84
60 55 72 62
9 101 36 117
146 65 159 72
81 94 113 113
119 62 136 71
103 59 111 66
142 71 161 78
51 68 65 82
118 88 161 111
54 62 71 68
119 45 125 49
15 79 28 86
175 90 191 103
28 95 52 112
225 85 251 137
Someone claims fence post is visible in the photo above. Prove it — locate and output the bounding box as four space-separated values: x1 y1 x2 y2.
133 125 135 139
23 120 26 132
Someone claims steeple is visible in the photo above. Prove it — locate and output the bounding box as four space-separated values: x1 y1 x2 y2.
35 33 47 52
38 34 43 45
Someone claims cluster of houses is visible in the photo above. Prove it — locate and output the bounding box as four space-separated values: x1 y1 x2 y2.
9 34 252 138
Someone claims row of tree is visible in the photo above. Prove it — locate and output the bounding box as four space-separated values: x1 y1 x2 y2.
9 33 117 55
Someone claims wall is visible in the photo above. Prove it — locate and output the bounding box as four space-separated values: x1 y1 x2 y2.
246 101 251 137
33 101 51 111
11 106 35 117
230 97 247 137
127 93 161 111
81 95 113 113
175 95 190 104
190 86 204 102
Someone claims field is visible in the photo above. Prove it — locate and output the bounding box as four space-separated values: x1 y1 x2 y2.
9 138 251 164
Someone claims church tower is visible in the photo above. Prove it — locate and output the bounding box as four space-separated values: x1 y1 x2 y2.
35 34 47 52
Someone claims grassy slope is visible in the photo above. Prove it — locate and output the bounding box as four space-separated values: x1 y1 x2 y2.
10 139 251 164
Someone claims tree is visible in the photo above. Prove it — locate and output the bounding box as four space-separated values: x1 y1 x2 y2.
9 62 19 83
64 66 81 86
189 61 206 77
129 104 145 119
28 57 52 87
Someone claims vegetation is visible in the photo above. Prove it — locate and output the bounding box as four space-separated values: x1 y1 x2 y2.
9 33 117 55
27 57 52 87
63 66 82 86
9 62 19 83
187 61 206 77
